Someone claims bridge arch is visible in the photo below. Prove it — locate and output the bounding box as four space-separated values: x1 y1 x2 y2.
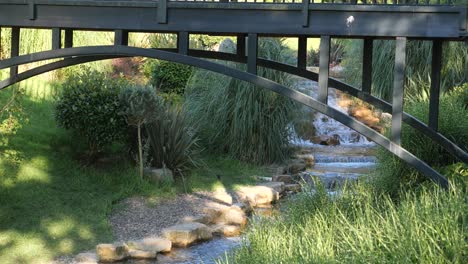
0 45 453 187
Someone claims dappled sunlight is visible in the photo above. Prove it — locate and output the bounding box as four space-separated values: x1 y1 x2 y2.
15 156 51 184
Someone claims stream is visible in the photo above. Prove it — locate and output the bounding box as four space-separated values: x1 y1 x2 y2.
126 78 377 264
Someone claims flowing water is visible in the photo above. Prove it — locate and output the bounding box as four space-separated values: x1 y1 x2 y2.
126 78 378 263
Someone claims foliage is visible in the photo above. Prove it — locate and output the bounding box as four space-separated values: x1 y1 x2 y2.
144 60 192 95
147 105 201 175
55 69 127 156
119 86 163 177
184 38 298 164
341 40 467 102
224 181 466 264
371 85 468 196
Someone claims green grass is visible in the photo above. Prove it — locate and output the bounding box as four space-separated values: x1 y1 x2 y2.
0 77 268 263
224 180 467 264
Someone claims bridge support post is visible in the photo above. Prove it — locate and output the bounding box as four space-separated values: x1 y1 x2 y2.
10 27 20 80
362 38 373 94
114 30 129 46
157 0 168 24
298 36 307 69
318 35 330 104
391 37 406 145
237 34 246 58
64 29 73 48
52 28 61 50
429 39 442 131
178 31 189 55
247 33 258 75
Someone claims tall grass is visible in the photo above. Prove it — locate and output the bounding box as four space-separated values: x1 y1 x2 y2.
184 38 299 164
224 181 467 264
341 40 467 103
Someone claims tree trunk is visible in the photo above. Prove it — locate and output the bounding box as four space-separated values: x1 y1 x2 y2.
137 123 143 179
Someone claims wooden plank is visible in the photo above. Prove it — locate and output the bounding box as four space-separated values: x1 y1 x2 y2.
237 34 246 57
178 31 189 55
157 0 167 24
114 29 128 46
247 33 258 75
52 28 61 50
298 36 307 69
429 39 442 131
29 1 36 20
391 37 406 145
318 35 330 104
64 29 73 48
362 38 373 94
302 0 310 27
10 27 20 79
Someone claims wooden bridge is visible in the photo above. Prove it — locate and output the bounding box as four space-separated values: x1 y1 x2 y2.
0 0 467 188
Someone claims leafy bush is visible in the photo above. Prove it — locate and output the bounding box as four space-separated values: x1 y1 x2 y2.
341 40 467 102
55 69 127 156
371 85 468 195
144 60 192 95
147 105 201 175
119 86 163 177
184 38 298 164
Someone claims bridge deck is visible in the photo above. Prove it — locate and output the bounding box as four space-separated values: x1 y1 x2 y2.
0 0 466 39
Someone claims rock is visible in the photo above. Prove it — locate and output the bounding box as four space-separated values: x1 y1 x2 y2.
127 237 172 253
182 214 213 225
128 249 157 259
202 207 223 224
295 154 315 168
219 206 247 226
96 243 129 262
272 175 295 184
144 167 174 183
257 182 285 194
162 222 213 247
293 118 317 141
232 202 253 214
75 252 98 264
212 191 233 205
236 185 280 206
284 184 302 193
218 38 236 53
284 159 307 174
212 224 242 237
311 135 341 146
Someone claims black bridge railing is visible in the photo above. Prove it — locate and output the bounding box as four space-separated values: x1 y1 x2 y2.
168 0 459 5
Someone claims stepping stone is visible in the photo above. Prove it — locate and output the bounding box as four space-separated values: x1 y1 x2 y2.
236 186 280 207
212 191 233 205
257 182 285 194
284 159 306 174
203 206 247 226
162 222 213 247
127 236 172 253
284 183 302 193
96 243 128 262
272 175 295 184
212 224 242 237
75 252 98 264
128 249 157 259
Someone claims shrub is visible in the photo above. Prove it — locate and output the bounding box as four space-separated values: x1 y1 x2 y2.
55 69 127 157
371 84 468 195
184 38 298 164
119 86 163 178
146 105 201 176
144 60 192 95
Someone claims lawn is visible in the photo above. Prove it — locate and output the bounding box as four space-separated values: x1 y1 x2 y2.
0 77 269 263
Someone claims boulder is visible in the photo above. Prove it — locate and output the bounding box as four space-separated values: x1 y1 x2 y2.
203 206 247 226
75 252 98 264
96 243 129 262
271 175 295 184
162 222 213 247
182 214 213 225
232 202 253 214
295 154 315 168
144 167 174 183
128 249 157 259
284 159 306 174
212 224 242 237
236 185 280 206
127 236 172 253
311 135 340 146
284 183 302 193
257 182 285 194
212 191 233 205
